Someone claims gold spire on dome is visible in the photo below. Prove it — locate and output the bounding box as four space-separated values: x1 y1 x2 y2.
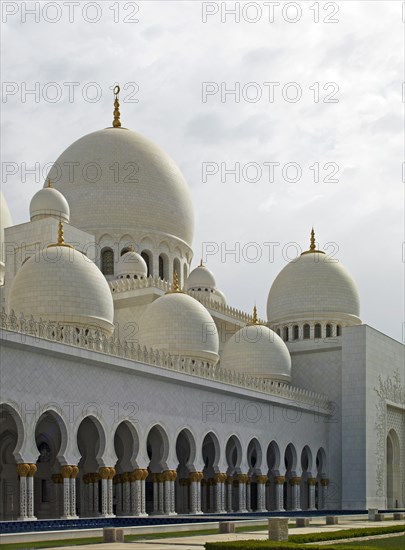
199 259 205 267
247 304 261 326
301 227 325 256
112 85 121 128
166 271 182 294
47 177 52 188
48 221 73 249
309 227 316 252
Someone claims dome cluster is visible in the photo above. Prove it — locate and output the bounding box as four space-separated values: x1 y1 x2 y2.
3 89 362 383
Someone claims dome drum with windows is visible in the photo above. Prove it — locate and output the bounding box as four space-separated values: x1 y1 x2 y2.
45 86 195 281
267 229 361 340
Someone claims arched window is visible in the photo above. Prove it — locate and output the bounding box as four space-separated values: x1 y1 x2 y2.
314 323 322 339
303 324 310 339
141 251 151 277
101 248 114 275
283 326 289 342
326 324 332 338
159 256 164 279
293 325 299 340
159 254 169 280
336 325 341 336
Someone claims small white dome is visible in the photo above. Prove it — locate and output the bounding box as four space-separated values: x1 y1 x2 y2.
267 232 361 326
138 291 219 364
220 323 291 383
8 240 114 336
186 264 216 290
186 263 227 305
117 250 147 279
30 185 70 222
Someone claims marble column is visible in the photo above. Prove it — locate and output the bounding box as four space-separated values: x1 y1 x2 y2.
70 466 79 518
214 473 225 513
290 477 301 511
256 476 268 512
319 479 329 509
307 478 317 510
274 476 285 512
16 463 30 520
129 470 140 516
163 472 171 514
236 474 248 513
107 468 115 516
141 469 148 516
225 476 233 512
189 472 203 514
99 467 111 517
246 478 252 512
170 470 177 514
26 464 37 519
158 473 165 514
86 474 94 516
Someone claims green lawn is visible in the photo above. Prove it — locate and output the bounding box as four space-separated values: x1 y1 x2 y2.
334 534 405 548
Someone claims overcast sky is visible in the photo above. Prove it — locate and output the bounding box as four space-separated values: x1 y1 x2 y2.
1 1 403 342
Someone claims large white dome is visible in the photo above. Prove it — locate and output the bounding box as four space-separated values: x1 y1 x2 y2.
220 320 291 383
138 291 219 364
117 249 147 279
47 128 195 247
8 238 114 335
267 249 361 325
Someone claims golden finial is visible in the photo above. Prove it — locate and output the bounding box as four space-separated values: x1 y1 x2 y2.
47 177 52 188
301 227 325 256
112 85 121 128
166 271 182 294
57 220 64 245
173 271 180 292
310 227 316 252
48 220 73 248
199 259 205 267
248 304 261 326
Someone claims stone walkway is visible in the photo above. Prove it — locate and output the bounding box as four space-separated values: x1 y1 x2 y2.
42 519 404 550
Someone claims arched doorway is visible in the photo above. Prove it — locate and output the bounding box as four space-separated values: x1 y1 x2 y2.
35 410 67 518
284 443 298 511
386 429 401 508
266 440 282 511
202 432 220 512
77 416 106 517
114 421 140 516
0 405 23 520
146 425 171 515
175 429 196 513
247 438 262 511
225 435 243 512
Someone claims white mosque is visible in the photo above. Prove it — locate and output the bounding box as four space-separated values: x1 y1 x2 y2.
0 88 403 523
